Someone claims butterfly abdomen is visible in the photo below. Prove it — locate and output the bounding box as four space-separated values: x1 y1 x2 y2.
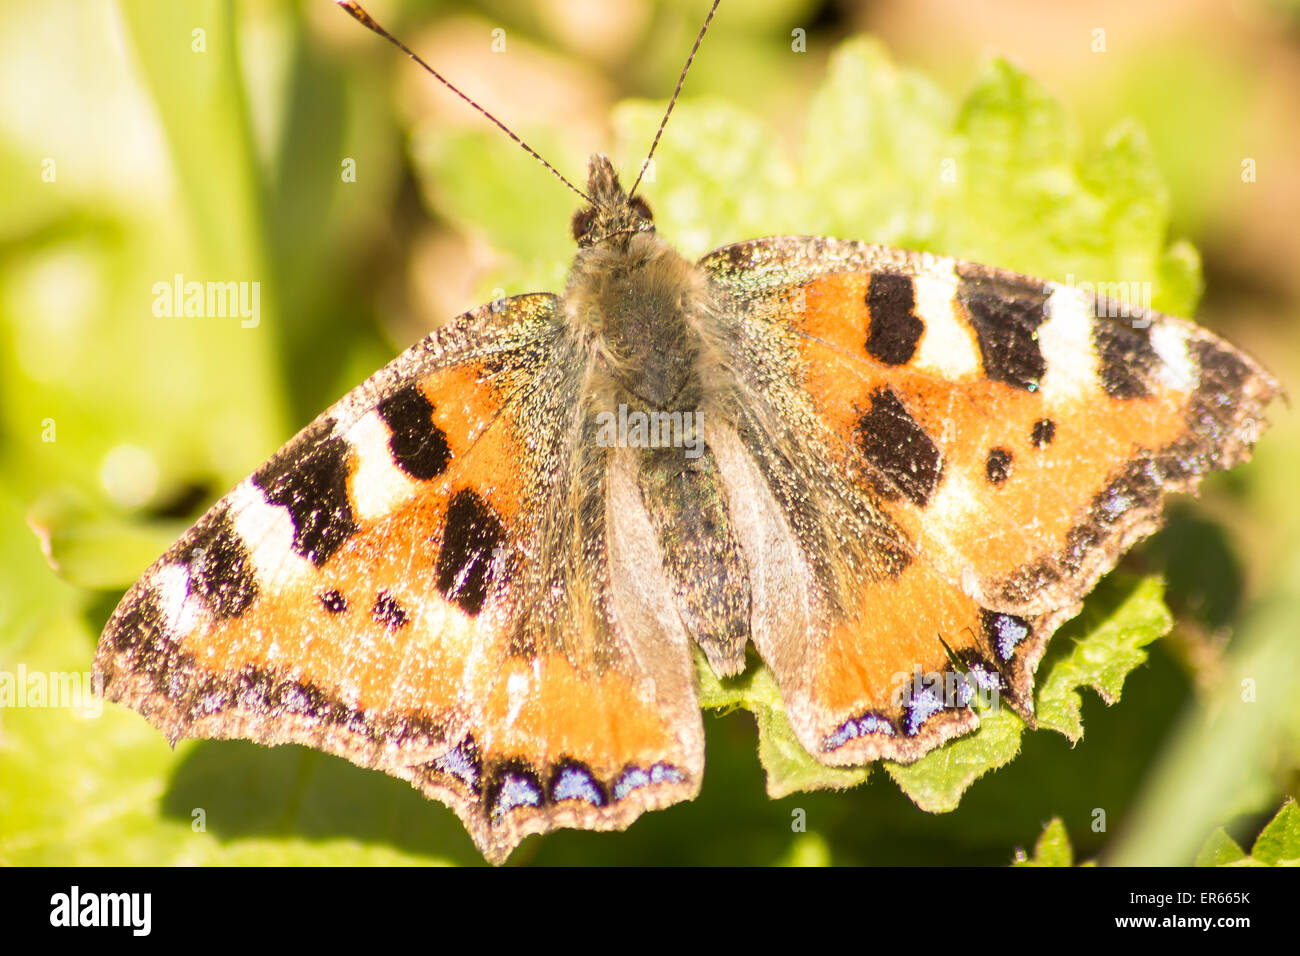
636 444 751 676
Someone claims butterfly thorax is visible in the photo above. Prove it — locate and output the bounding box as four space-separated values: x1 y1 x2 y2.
565 154 708 412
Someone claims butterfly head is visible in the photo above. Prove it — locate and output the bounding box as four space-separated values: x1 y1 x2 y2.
571 154 654 249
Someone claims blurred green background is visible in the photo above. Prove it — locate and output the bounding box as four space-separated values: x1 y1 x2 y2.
1 0 1297 865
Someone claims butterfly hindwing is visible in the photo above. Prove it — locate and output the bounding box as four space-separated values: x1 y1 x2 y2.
701 236 1277 763
703 416 998 763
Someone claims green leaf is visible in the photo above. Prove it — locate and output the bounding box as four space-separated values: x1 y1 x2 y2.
1036 576 1174 742
1248 798 1300 866
612 99 799 259
694 651 870 798
800 37 954 247
775 831 832 867
26 493 187 591
885 703 1024 813
115 0 287 478
1194 829 1247 867
411 126 580 297
1015 802 1300 869
1193 801 1300 867
1013 818 1075 867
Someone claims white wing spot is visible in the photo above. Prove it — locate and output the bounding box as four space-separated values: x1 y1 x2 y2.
1040 286 1097 401
1150 322 1199 393
913 264 979 378
347 410 419 522
228 482 313 592
153 562 199 635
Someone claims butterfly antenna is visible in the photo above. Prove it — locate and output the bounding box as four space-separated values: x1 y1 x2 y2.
629 0 722 198
337 1 592 203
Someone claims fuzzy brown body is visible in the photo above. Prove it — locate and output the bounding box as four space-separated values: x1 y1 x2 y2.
568 157 757 676
94 152 1278 864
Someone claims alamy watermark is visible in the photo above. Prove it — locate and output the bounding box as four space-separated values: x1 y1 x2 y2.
152 273 260 328
50 886 150 936
0 664 102 717
1063 273 1153 328
595 403 703 459
891 667 1001 713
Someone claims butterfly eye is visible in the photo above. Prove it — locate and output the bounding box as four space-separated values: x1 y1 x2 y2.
629 196 653 223
571 207 597 241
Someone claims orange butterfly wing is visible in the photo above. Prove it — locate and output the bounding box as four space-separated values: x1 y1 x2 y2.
95 294 702 863
702 237 1277 764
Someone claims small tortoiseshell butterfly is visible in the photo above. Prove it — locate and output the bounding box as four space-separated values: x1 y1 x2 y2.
94 1 1279 863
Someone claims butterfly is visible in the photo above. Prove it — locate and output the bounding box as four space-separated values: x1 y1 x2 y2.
93 0 1278 863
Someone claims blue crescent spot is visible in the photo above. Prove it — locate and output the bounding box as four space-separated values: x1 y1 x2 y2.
278 683 314 714
613 768 650 800
989 613 1031 661
823 712 896 751
954 674 975 708
434 744 479 790
963 664 1003 711
903 681 947 736
611 763 684 801
553 766 604 806
649 763 685 785
968 663 1001 691
494 773 543 816
1102 490 1131 521
823 723 853 751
